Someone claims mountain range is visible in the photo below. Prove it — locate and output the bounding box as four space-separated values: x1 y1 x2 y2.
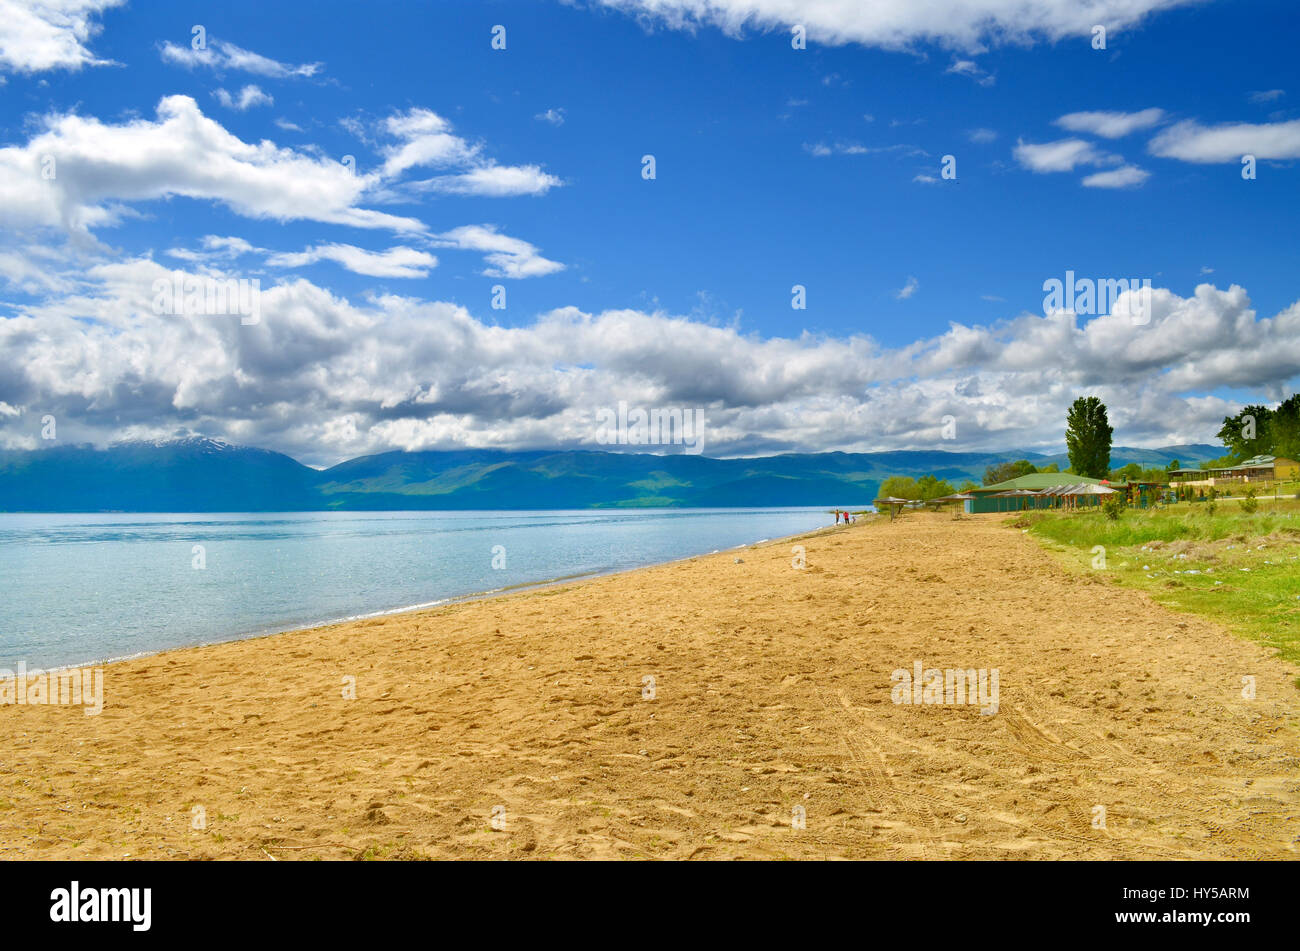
0 438 1226 512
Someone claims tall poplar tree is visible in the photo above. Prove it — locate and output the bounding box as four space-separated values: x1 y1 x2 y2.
1066 396 1113 479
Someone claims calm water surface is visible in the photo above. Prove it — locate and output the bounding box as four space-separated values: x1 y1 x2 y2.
0 508 830 669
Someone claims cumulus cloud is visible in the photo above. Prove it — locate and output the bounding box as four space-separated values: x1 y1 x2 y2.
895 276 919 299
535 108 566 126
0 95 424 239
266 244 438 279
1054 108 1165 138
1149 118 1300 162
160 37 321 78
588 0 1190 52
213 84 273 111
0 0 123 73
1 255 1293 462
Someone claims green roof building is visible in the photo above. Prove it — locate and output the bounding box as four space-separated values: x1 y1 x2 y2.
965 472 1105 513
1170 454 1300 484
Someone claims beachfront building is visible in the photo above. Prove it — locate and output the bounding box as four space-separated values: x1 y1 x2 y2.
964 473 1105 513
964 472 1168 513
1168 454 1300 488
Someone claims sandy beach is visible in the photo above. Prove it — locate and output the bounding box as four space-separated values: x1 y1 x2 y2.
2 512 1298 860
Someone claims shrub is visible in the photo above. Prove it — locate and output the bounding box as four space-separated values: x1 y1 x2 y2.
1102 496 1124 521
1239 489 1259 514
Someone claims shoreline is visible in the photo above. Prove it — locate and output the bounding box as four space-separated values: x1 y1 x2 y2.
31 520 846 675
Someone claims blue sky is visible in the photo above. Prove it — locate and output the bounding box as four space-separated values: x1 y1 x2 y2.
1 0 1298 463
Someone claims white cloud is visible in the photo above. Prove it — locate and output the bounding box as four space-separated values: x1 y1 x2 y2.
267 244 438 279
535 108 566 126
2 260 1293 462
1054 108 1165 138
166 227 557 281
0 248 72 293
0 0 123 73
1013 137 1118 173
587 0 1191 52
160 37 321 78
0 95 425 238
213 84 273 111
804 141 925 158
967 128 998 144
946 59 994 86
1249 89 1285 104
380 107 563 196
380 109 477 176
1149 118 1300 162
413 165 562 197
166 235 260 263
431 225 564 279
895 276 918 299
1081 164 1150 188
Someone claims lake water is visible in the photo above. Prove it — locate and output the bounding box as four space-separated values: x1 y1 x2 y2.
0 508 830 669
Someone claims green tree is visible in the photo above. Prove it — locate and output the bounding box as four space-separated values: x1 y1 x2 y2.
1272 395 1300 460
983 459 1037 485
878 475 920 500
1040 462 1060 473
1109 461 1142 483
917 474 957 501
1216 404 1272 461
1166 458 1181 472
1066 396 1113 479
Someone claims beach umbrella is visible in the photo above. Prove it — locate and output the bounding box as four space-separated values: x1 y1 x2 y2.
1059 482 1117 510
872 496 911 520
928 492 976 517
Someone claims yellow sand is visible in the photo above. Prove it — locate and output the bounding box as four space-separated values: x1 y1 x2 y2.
2 512 1298 859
